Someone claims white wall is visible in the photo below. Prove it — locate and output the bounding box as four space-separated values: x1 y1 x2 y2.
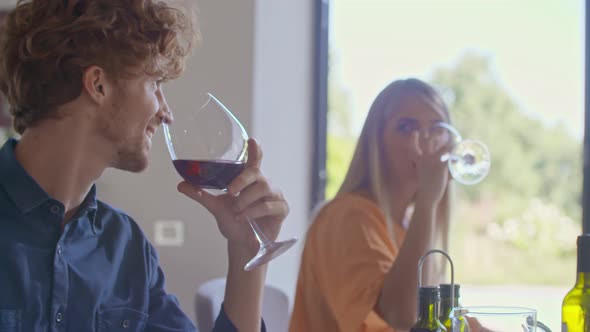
0 1 16 8
251 0 314 299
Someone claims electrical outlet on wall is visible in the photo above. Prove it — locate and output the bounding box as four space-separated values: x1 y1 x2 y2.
154 220 185 247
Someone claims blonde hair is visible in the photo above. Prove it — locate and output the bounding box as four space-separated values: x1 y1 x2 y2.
337 78 452 253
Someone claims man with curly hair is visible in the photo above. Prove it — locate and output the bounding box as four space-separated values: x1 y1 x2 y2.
0 1 289 331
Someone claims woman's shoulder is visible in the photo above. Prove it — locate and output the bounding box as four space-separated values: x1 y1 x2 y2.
325 192 380 212
304 192 393 256
312 192 385 230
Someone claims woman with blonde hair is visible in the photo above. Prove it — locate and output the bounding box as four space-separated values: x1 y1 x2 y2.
290 78 452 332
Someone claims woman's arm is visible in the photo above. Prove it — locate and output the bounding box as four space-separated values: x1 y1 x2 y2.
377 200 438 329
377 132 449 330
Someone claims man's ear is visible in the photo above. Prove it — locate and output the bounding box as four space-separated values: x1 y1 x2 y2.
82 65 110 105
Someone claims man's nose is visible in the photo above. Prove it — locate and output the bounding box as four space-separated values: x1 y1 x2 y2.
155 88 173 124
156 105 173 124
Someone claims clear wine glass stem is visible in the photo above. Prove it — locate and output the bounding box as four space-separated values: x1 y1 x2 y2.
248 218 271 247
434 121 462 141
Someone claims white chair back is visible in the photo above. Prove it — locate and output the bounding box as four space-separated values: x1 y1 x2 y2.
195 277 290 332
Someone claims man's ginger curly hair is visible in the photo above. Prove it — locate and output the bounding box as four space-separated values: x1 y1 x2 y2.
0 0 198 134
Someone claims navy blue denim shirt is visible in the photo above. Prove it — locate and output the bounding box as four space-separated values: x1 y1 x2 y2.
0 139 253 332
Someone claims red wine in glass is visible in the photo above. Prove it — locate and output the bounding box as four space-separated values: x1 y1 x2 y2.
173 159 246 190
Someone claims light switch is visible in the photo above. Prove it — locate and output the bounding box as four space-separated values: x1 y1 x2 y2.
154 220 185 247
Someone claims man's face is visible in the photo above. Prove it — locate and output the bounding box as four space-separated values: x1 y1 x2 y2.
98 74 168 172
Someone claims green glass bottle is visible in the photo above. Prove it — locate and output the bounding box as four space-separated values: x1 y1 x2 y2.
439 284 461 331
562 234 590 332
410 286 446 332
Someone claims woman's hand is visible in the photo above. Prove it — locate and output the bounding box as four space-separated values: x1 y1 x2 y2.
410 131 451 206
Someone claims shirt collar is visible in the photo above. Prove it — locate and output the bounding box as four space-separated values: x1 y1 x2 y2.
0 138 100 233
80 184 100 234
0 138 50 214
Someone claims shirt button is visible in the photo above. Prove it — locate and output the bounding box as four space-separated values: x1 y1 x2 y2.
122 319 130 328
57 245 62 255
55 312 63 323
50 205 60 214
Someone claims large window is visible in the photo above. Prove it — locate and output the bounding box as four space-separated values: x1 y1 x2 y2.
319 0 585 329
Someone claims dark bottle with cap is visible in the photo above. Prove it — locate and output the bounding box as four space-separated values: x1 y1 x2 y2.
410 286 446 332
438 284 461 331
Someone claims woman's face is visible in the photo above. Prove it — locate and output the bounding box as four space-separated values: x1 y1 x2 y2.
381 93 449 189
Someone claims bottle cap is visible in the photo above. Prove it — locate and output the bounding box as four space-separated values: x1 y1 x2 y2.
578 234 590 246
578 234 590 272
439 284 460 298
418 286 440 301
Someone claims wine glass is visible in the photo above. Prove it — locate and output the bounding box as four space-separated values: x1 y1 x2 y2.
163 93 297 271
450 306 552 332
430 122 491 185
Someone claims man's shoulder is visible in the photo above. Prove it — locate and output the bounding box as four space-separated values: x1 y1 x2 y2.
94 199 148 241
95 199 136 224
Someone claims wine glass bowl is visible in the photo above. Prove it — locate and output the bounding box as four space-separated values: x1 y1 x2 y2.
450 306 551 332
432 122 491 185
447 139 491 185
163 93 297 271
163 93 248 189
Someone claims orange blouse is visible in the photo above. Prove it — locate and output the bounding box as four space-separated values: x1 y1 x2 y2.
289 193 406 332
